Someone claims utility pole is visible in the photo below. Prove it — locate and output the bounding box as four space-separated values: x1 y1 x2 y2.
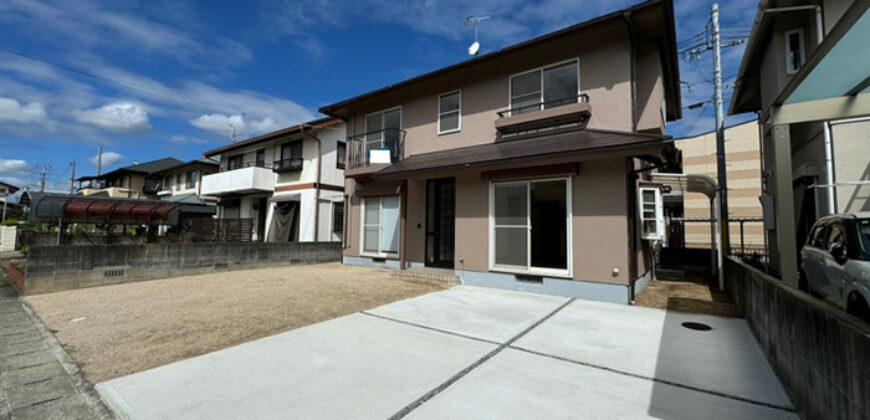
39 165 47 193
712 3 730 255
97 146 103 176
69 161 76 194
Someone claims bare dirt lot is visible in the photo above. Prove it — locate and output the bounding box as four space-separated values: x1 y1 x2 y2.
26 263 445 383
634 276 743 318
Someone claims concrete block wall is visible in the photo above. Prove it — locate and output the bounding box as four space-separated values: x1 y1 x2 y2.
24 242 342 294
726 257 870 420
0 226 16 252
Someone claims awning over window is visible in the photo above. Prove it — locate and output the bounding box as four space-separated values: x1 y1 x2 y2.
355 182 402 197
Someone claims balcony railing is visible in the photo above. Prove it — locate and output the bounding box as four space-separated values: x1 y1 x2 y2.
220 161 273 172
495 94 591 136
497 94 590 118
143 182 162 195
273 157 304 173
347 127 406 170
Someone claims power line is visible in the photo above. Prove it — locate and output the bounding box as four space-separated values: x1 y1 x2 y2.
0 45 271 120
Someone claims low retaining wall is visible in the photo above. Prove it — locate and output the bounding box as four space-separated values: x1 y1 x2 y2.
24 242 342 294
1 261 25 293
726 256 870 420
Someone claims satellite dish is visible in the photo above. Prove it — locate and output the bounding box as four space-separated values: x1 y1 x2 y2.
468 41 480 56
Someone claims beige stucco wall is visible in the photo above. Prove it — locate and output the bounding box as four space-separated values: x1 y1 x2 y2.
676 121 764 248
832 119 870 213
344 153 649 286
343 20 669 159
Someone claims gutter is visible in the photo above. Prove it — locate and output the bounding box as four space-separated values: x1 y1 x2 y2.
300 125 324 241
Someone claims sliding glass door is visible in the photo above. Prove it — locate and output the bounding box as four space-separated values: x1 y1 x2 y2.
362 196 400 256
491 178 570 276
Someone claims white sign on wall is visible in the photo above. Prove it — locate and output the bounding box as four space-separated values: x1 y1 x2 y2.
369 149 392 164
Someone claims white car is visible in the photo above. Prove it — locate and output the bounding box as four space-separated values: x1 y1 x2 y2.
800 213 870 322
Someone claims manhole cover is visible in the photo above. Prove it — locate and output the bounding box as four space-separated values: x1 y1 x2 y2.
681 321 712 331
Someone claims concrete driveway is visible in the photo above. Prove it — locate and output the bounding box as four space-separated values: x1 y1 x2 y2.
96 286 797 419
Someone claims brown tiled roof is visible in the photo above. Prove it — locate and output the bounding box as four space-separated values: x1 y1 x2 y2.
376 129 669 177
201 117 341 157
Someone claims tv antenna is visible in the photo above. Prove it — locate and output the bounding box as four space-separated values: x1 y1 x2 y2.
465 15 490 57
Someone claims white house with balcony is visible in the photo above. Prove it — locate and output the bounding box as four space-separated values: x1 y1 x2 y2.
201 117 347 242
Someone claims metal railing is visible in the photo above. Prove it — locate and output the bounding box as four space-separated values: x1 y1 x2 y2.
273 157 304 173
497 94 590 118
219 161 273 172
346 127 406 169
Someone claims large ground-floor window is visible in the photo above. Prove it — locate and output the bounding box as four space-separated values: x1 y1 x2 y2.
362 196 400 256
490 178 571 276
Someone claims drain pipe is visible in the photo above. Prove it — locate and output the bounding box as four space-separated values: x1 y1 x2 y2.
301 125 323 241
623 11 638 132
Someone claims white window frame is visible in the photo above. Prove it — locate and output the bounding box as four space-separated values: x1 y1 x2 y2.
360 196 401 258
639 186 664 241
508 58 581 116
488 177 573 278
363 106 403 164
784 29 806 75
437 90 461 135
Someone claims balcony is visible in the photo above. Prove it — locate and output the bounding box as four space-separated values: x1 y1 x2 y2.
201 166 275 196
495 94 591 136
273 157 303 173
347 127 406 173
143 181 162 195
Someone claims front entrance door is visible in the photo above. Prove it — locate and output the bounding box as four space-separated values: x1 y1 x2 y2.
425 178 455 268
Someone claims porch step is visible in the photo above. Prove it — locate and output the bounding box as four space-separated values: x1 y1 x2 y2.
391 267 461 285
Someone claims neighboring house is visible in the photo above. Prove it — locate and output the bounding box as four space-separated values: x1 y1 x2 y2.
155 158 219 204
319 0 682 304
77 157 185 199
729 0 870 286
200 118 346 242
670 121 764 250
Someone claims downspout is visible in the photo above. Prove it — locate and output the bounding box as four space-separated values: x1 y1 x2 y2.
399 180 408 270
623 11 638 132
301 125 323 241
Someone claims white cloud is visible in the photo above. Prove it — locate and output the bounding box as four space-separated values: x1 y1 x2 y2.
168 135 207 145
76 102 151 131
89 151 125 168
190 113 287 138
0 159 31 177
0 97 47 123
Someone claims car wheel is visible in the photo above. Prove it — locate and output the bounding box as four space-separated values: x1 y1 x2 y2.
846 294 870 323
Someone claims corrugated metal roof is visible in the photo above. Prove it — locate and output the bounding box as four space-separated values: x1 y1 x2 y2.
374 128 669 177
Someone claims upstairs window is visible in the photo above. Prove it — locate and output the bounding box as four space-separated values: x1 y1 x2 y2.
332 202 344 234
337 142 346 169
175 173 183 190
639 187 664 241
186 170 197 189
510 60 579 115
437 90 461 134
255 149 265 167
227 154 244 171
785 29 805 74
281 140 303 161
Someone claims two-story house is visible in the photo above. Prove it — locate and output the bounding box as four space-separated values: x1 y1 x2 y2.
320 0 682 304
201 118 346 242
729 0 870 287
77 157 186 199
155 158 219 204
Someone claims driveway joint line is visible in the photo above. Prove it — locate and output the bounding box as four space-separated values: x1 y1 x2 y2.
359 311 501 345
387 298 575 420
510 346 796 413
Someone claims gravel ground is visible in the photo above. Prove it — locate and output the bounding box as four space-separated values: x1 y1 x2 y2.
26 263 445 383
634 277 742 318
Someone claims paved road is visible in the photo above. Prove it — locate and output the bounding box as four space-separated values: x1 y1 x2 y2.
0 283 114 420
98 286 798 419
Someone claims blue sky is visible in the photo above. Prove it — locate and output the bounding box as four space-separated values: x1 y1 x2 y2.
0 0 758 192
